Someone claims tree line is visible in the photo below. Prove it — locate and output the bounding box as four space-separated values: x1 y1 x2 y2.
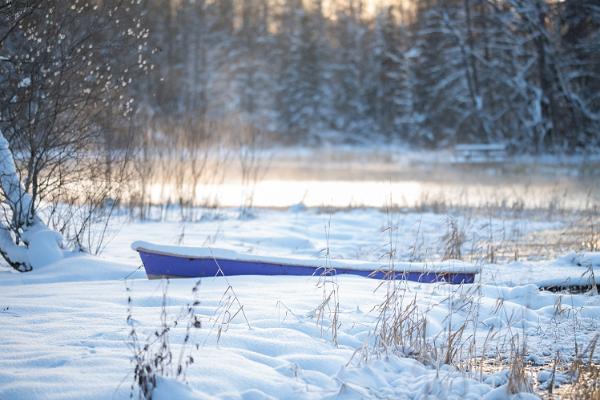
2 0 599 156
133 0 599 152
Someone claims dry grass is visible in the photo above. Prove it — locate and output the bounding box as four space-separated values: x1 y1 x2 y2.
211 285 251 343
358 205 437 365
567 334 600 397
310 217 341 345
506 336 533 395
126 270 250 399
203 255 252 344
568 363 600 399
345 206 600 399
442 217 465 260
126 278 202 400
581 205 599 252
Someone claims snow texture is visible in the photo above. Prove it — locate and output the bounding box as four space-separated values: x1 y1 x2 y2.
0 209 598 399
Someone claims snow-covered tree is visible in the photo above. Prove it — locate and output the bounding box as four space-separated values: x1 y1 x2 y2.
370 5 420 141
0 130 62 271
275 0 331 140
329 1 372 135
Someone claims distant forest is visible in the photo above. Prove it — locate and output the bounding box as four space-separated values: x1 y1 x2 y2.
2 1 600 152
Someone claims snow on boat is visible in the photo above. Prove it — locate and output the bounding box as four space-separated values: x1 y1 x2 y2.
132 241 479 284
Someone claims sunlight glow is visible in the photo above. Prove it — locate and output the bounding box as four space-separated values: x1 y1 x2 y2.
147 179 591 210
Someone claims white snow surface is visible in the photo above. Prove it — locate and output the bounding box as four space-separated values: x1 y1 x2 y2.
1 208 599 400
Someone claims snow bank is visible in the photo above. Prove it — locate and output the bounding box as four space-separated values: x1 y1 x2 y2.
153 378 213 400
8 267 592 399
557 251 600 267
2 256 599 399
0 255 144 285
27 230 65 270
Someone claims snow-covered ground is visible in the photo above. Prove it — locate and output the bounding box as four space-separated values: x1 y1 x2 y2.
1 208 599 399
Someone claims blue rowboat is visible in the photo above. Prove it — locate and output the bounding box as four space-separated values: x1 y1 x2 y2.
132 241 478 284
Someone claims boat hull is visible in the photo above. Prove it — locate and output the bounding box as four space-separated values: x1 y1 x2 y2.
137 250 476 284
